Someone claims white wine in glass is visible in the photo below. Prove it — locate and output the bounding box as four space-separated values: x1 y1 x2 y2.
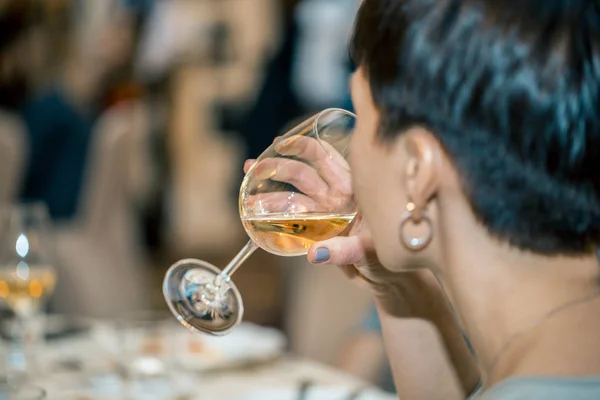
164 109 356 335
241 212 356 256
0 266 56 315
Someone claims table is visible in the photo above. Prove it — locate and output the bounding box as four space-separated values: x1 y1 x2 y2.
27 321 395 400
40 357 377 399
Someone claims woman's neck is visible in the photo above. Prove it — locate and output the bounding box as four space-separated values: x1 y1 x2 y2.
437 238 600 387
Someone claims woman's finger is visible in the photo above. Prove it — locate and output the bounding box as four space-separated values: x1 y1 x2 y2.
275 136 352 195
251 158 330 200
244 159 256 174
338 264 359 280
275 136 347 168
307 235 366 266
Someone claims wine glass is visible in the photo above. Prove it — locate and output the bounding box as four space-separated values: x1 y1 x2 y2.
0 203 57 379
164 108 356 335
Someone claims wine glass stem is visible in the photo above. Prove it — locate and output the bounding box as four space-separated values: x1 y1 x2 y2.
8 311 41 382
214 240 258 286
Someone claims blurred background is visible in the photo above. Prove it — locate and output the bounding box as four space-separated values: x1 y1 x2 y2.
0 0 393 394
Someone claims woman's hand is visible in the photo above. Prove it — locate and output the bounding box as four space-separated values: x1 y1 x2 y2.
307 213 449 319
243 136 353 214
243 155 442 318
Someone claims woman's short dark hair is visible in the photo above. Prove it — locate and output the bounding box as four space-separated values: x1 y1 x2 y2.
350 0 600 255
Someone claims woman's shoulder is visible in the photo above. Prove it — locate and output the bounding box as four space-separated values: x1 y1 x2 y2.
475 377 600 400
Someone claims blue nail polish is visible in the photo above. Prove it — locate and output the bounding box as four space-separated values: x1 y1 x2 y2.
314 248 330 263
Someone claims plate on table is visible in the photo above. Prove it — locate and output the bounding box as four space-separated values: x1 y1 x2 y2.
175 322 287 371
233 386 397 400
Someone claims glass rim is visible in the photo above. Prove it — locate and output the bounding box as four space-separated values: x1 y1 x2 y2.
309 108 356 161
245 107 356 169
311 107 356 142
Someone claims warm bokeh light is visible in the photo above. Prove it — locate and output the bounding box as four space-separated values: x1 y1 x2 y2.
28 279 43 298
0 280 9 298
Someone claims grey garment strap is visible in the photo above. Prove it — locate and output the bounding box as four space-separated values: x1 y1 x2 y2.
473 377 600 400
467 380 483 399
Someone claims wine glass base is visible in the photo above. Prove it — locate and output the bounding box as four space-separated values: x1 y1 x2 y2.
163 259 243 336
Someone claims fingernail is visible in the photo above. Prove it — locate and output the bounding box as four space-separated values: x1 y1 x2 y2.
313 248 330 263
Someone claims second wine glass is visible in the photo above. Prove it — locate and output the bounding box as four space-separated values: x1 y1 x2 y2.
0 203 56 382
163 108 356 335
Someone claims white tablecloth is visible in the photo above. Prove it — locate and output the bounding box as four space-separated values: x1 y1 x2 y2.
25 321 395 400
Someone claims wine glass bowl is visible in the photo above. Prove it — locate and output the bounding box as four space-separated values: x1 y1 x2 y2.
164 109 356 335
0 203 56 316
240 109 356 256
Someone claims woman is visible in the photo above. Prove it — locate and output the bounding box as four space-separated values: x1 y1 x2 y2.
247 0 600 398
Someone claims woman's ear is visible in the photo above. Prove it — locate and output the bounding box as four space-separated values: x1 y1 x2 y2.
401 128 443 218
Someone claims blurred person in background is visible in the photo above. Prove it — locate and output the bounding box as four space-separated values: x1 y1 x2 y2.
101 1 150 111
19 7 139 221
0 1 32 113
291 0 359 111
238 0 359 160
0 1 31 208
236 0 303 160
13 1 159 319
